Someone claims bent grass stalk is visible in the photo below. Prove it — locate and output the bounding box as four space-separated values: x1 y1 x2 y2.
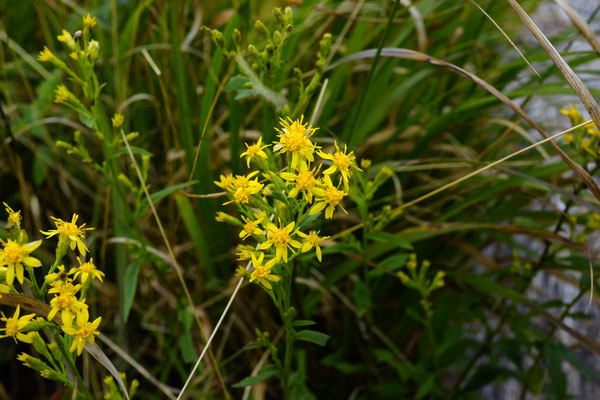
119 128 229 398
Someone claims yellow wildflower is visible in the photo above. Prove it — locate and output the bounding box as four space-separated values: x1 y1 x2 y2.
274 116 319 170
83 13 97 29
587 126 600 138
57 29 77 51
54 85 71 104
0 234 42 286
406 253 417 270
297 230 329 262
560 103 581 120
259 220 302 262
112 113 124 128
249 252 279 290
48 280 80 296
239 215 264 240
70 257 105 284
236 244 256 261
232 171 262 190
40 214 93 255
229 185 263 205
0 305 36 344
240 137 269 168
3 202 21 228
44 265 69 285
61 308 101 356
280 162 321 202
588 213 600 230
215 174 235 191
309 175 348 219
318 141 361 190
47 292 87 328
581 137 594 155
37 46 54 63
69 51 79 60
564 133 574 145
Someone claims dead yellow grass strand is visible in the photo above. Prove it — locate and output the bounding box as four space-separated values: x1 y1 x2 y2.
469 0 540 77
332 120 595 241
119 128 230 398
506 0 600 128
327 48 600 202
554 0 600 56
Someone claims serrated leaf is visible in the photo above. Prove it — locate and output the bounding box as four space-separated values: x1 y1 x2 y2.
296 330 329 346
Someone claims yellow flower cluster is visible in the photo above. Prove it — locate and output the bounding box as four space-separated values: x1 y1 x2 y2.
560 104 599 157
214 116 355 289
1 204 103 357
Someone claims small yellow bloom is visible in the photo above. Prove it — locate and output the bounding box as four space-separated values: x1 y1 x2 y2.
259 220 302 262
239 215 264 240
236 244 256 261
44 264 70 285
48 292 87 328
560 103 581 120
0 305 36 344
48 280 81 296
240 137 269 168
57 29 77 50
54 85 72 104
40 214 93 255
0 234 42 286
112 113 124 128
215 174 235 191
309 175 348 219
232 171 262 191
587 126 600 138
3 202 21 228
581 137 594 155
587 213 600 230
70 257 105 283
406 253 417 270
83 13 97 29
274 116 319 170
61 308 101 356
297 230 329 262
249 252 279 290
224 173 264 205
280 162 321 202
318 141 361 190
37 46 54 63
564 133 574 145
69 51 79 60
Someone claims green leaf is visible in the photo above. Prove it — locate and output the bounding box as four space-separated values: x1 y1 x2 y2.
544 342 566 400
109 146 153 159
292 320 316 327
232 365 280 387
122 260 140 322
296 330 330 346
368 232 413 250
557 343 600 382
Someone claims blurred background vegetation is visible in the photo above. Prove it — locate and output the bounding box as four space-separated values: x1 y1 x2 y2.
1 0 600 399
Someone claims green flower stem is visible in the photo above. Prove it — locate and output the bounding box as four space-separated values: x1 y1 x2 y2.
52 332 93 400
25 267 43 300
40 257 64 294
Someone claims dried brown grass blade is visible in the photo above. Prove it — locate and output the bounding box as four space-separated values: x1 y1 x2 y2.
0 293 129 399
470 0 540 77
327 48 600 202
506 0 600 127
554 0 600 56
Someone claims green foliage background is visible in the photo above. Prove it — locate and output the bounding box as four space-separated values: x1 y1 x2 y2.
1 0 600 399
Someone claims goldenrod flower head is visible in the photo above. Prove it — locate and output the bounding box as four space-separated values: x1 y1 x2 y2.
587 213 600 230
406 253 417 270
54 85 72 104
216 212 228 222
0 305 36 344
83 13 97 29
297 230 329 262
37 46 54 63
309 175 348 219
3 202 21 228
581 137 593 154
232 171 261 190
274 116 319 170
236 244 256 261
240 215 264 240
225 173 264 205
240 137 269 168
360 159 372 169
57 29 77 51
560 103 581 120
40 214 93 255
70 257 105 284
564 133 574 145
215 174 235 191
44 264 70 285
280 162 321 202
69 51 80 60
48 280 80 296
259 220 302 262
112 113 124 128
587 126 600 138
61 308 101 355
47 292 87 328
87 39 100 60
249 252 279 289
318 141 361 190
434 271 446 288
0 234 42 286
